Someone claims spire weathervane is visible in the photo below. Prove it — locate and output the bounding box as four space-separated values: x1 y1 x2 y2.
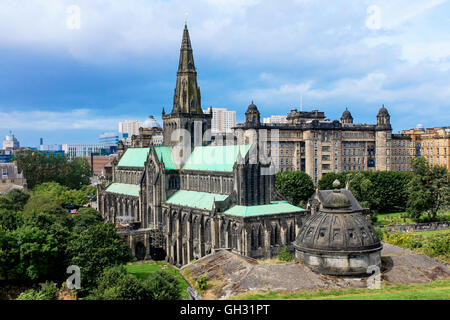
185 12 189 25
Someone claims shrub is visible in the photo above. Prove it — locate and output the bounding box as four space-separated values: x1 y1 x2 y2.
144 270 182 300
16 282 58 300
278 246 294 262
423 233 450 257
194 273 209 291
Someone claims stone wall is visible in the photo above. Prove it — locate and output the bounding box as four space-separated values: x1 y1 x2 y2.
377 221 450 233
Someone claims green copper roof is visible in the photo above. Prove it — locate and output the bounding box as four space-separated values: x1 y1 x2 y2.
166 190 228 210
154 146 178 170
224 201 304 217
182 145 251 172
117 148 150 168
106 183 140 197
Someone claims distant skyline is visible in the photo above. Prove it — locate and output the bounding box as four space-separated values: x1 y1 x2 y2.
1 0 449 147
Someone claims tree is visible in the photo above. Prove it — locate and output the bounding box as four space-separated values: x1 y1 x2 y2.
0 189 30 212
14 151 92 189
0 209 23 230
16 282 59 300
23 193 65 216
143 270 182 300
407 157 449 220
88 266 146 300
66 223 132 292
275 171 315 206
64 157 92 190
71 208 104 234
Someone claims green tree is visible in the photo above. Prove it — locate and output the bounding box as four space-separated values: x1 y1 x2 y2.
16 281 59 300
143 270 182 300
12 225 62 281
66 223 132 292
0 209 23 230
64 157 92 190
0 189 30 211
14 151 92 189
88 266 146 300
407 157 449 220
71 208 104 233
275 171 315 206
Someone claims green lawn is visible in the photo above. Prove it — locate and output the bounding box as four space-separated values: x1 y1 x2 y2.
415 229 450 239
375 212 415 226
232 280 450 300
125 261 190 299
375 211 450 226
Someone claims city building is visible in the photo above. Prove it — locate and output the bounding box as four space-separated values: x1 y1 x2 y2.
99 132 129 147
119 120 144 137
62 144 116 161
402 126 450 169
0 150 12 163
2 132 20 150
38 139 65 157
98 25 307 264
203 107 236 134
0 162 27 195
86 154 118 176
234 104 413 183
263 115 288 124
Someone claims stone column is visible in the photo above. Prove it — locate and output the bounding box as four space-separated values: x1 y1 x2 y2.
186 215 192 264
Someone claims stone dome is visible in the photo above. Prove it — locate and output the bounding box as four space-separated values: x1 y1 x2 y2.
246 101 258 112
142 115 161 129
341 108 353 120
294 181 382 275
377 105 389 117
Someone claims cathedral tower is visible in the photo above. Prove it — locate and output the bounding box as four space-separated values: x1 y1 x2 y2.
163 25 211 149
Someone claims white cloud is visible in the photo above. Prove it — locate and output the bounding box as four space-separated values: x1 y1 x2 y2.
0 108 147 131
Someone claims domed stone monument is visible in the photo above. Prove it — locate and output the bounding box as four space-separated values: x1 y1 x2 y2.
293 180 382 276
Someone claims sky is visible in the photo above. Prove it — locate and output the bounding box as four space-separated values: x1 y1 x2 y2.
0 0 449 146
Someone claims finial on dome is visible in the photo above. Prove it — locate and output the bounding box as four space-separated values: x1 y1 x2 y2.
333 179 340 189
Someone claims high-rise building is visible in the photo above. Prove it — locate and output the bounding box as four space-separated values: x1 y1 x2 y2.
2 131 20 150
62 144 115 161
99 132 129 147
263 115 288 124
203 107 236 134
119 120 144 137
402 126 450 169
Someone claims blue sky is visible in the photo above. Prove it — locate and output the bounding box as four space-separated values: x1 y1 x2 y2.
0 0 449 146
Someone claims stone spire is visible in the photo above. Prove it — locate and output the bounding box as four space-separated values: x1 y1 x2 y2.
172 24 202 114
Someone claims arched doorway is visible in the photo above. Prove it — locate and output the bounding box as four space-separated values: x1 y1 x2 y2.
135 242 146 261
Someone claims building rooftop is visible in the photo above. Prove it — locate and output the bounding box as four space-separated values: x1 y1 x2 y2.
224 201 304 217
166 190 228 210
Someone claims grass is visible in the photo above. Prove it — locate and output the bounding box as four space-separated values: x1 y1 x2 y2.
374 212 415 226
125 261 190 299
374 211 450 226
232 280 450 300
415 229 450 239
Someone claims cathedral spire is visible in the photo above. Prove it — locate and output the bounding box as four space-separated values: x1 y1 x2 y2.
172 24 202 114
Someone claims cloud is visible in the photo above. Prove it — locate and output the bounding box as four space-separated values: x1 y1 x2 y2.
0 108 148 131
